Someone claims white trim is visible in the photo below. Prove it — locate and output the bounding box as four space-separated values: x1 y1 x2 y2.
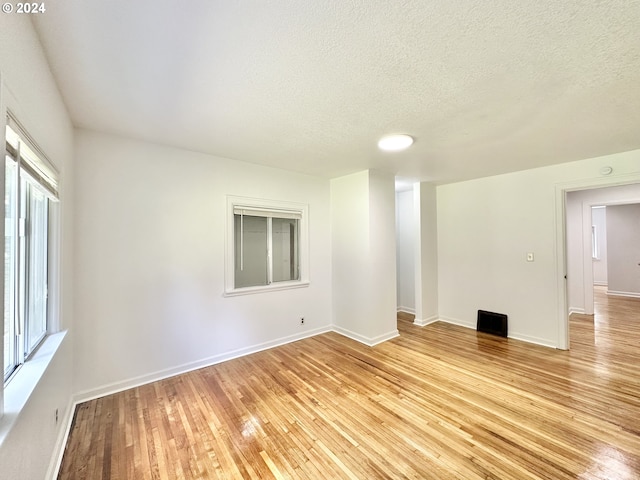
413 183 424 322
52 322 403 477
369 330 400 345
413 315 439 327
46 396 74 480
65 311 570 411
438 315 475 329
0 72 5 417
223 280 310 297
568 308 586 316
73 325 331 404
607 290 640 299
438 316 559 349
593 281 608 287
508 333 560 350
67 323 405 405
554 184 569 350
332 326 399 346
49 308 576 478
52 323 406 478
396 306 415 315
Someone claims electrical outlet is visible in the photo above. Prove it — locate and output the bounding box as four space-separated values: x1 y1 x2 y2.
300 317 305 325
54 408 59 425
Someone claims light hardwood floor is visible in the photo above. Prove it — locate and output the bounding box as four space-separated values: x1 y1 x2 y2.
59 288 640 479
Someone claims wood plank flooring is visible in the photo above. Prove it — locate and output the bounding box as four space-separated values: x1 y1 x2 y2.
58 288 640 479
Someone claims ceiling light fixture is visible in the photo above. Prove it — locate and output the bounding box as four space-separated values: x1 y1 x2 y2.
378 134 414 152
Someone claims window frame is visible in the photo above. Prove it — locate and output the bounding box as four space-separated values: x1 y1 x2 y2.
225 196 309 296
3 116 58 384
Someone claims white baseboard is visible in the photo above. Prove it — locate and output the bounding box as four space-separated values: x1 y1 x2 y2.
52 321 408 477
73 325 332 404
437 316 558 349
52 325 335 478
397 306 415 315
413 315 439 327
332 325 399 346
607 290 640 299
438 315 475 329
46 312 564 478
76 323 400 403
593 281 608 287
568 308 586 315
368 330 400 346
46 398 75 480
508 333 558 349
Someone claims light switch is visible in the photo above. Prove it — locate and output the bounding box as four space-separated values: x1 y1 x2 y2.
526 252 534 262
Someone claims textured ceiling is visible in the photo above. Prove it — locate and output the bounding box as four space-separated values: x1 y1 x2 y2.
32 0 640 184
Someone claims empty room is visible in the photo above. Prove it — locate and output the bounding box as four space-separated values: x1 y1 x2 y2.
0 2 639 479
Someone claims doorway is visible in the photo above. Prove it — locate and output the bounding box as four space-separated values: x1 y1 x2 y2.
395 187 416 318
562 183 640 349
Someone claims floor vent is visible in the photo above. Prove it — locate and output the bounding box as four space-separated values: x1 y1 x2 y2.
477 310 508 338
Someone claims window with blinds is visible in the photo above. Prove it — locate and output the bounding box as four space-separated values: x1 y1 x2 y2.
226 197 309 295
4 114 58 382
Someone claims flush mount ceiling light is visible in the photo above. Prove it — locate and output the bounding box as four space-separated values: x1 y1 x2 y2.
378 134 414 152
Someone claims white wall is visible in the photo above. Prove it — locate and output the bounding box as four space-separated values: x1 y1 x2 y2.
591 206 607 286
607 204 640 297
331 170 398 345
0 336 72 480
73 130 332 398
331 171 370 339
0 13 75 480
566 184 640 315
437 149 640 348
415 182 439 326
368 170 399 340
395 189 414 313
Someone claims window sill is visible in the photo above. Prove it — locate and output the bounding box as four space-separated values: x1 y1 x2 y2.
0 331 67 447
224 281 310 297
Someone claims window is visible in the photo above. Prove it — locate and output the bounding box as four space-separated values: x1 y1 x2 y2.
4 115 58 382
226 196 309 295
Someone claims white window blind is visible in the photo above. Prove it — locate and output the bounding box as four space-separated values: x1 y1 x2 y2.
5 113 59 198
232 206 302 220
